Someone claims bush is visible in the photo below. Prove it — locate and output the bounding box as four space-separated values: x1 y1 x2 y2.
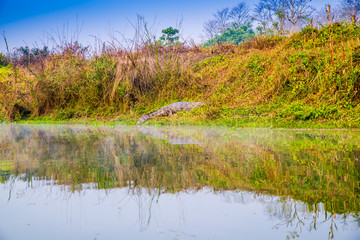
203 22 255 46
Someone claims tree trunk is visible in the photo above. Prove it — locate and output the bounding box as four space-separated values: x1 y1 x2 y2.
290 23 296 35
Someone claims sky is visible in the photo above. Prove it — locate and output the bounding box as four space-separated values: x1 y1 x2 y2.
0 0 334 53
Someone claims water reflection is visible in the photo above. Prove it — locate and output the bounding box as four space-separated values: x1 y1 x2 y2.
138 126 201 145
0 124 359 240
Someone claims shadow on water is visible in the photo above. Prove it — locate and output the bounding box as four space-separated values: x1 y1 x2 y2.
0 124 359 239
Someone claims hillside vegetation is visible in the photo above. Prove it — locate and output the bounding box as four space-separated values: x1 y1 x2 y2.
1 22 360 128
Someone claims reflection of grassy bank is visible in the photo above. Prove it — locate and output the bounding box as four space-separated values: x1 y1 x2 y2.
1 23 360 128
14 114 360 129
0 125 359 215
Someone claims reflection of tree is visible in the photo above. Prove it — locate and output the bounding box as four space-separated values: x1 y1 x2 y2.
208 190 358 240
272 199 305 239
131 188 161 231
0 125 359 220
265 196 360 239
130 188 187 232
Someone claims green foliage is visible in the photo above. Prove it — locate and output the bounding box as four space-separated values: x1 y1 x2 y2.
16 46 50 65
203 22 255 46
0 65 11 78
278 102 339 121
246 54 265 76
288 22 360 49
193 55 225 71
159 27 180 46
353 45 360 65
256 20 283 36
0 65 32 121
86 55 117 106
0 53 9 66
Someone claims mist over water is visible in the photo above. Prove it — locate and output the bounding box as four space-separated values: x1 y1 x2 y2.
0 124 359 240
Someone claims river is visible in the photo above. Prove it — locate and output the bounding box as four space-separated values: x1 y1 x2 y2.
0 124 359 240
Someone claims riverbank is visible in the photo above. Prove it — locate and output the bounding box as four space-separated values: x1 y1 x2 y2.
1 22 360 128
6 113 358 129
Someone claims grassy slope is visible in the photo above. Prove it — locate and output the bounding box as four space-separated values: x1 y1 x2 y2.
1 22 360 128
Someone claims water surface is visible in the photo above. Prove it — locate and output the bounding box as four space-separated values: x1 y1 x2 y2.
0 124 359 240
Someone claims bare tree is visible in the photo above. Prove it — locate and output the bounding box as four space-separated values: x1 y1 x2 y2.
273 0 287 33
282 0 314 35
213 8 231 31
340 0 360 21
253 1 277 34
229 2 251 26
201 7 231 41
253 0 286 34
253 2 272 34
203 20 220 39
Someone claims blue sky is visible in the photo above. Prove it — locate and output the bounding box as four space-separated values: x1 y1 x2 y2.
0 0 333 52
